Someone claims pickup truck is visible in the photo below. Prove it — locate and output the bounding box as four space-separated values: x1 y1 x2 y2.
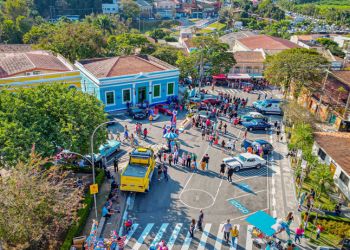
94 139 121 162
223 153 266 172
120 147 155 192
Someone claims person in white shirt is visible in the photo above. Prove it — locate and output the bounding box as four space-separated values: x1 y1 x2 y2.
222 219 232 243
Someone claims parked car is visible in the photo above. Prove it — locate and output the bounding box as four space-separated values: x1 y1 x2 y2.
198 102 209 111
197 110 216 120
241 119 271 131
223 153 266 172
241 139 274 155
202 96 221 105
242 82 254 92
256 101 283 115
127 107 147 120
240 112 267 122
155 104 174 116
253 99 281 109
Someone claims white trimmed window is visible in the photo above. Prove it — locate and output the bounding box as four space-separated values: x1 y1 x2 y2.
122 89 131 103
153 84 161 98
167 82 174 96
105 91 115 105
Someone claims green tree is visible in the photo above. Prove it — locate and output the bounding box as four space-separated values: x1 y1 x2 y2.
176 52 199 82
1 0 32 21
152 46 182 66
310 163 334 199
0 155 82 249
192 36 236 77
316 38 346 58
22 22 53 44
149 28 169 41
107 33 149 56
264 48 329 97
0 85 107 165
31 22 106 61
120 0 141 20
290 122 314 151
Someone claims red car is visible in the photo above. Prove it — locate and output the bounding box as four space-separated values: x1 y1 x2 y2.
155 104 174 116
202 98 221 105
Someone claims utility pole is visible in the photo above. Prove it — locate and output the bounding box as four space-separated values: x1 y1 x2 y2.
317 68 330 118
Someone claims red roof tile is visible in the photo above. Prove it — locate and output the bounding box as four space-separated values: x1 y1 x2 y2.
314 132 350 173
0 51 70 78
79 55 176 78
238 35 300 51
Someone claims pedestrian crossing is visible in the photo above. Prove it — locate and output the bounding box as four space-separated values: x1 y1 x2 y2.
204 87 273 97
123 223 254 250
230 167 268 182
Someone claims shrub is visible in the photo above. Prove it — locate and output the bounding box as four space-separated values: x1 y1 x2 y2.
60 169 105 250
164 36 177 42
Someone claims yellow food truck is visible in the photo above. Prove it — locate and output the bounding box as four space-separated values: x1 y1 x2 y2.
120 147 155 192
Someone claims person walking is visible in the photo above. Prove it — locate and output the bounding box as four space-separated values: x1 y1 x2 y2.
203 154 210 170
316 224 322 240
163 152 167 163
201 127 205 140
191 153 197 169
298 192 307 211
143 128 148 139
220 161 226 177
227 166 234 182
276 128 281 142
224 123 227 134
162 163 169 182
149 114 153 126
222 219 232 244
173 150 179 165
157 164 163 181
168 153 173 167
186 153 192 168
286 212 294 227
197 210 204 231
230 225 239 246
189 219 196 238
157 151 162 162
244 129 248 139
113 158 119 173
294 224 304 244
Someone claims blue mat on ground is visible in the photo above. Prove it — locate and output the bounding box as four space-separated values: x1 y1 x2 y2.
245 210 276 236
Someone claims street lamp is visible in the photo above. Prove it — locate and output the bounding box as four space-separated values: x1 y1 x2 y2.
90 120 119 219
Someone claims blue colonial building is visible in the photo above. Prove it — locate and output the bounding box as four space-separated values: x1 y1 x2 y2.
75 55 179 112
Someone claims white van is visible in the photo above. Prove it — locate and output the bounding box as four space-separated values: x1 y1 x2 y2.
256 101 283 115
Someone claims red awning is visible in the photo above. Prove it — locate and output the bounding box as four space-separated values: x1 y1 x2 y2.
213 74 227 80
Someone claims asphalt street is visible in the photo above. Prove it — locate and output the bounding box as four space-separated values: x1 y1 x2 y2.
113 86 302 250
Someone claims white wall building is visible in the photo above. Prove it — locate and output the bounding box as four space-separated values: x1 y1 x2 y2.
313 132 350 202
102 0 119 14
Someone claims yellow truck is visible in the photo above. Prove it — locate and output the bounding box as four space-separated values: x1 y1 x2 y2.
120 147 156 192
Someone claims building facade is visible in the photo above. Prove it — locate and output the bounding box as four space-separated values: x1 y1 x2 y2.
0 50 81 88
313 132 350 202
230 50 265 78
75 55 179 112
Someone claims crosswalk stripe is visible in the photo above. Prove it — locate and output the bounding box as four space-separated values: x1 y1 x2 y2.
180 231 192 250
231 224 240 250
246 225 253 250
198 223 212 250
150 223 169 248
124 223 139 246
133 223 154 250
168 223 183 250
214 224 224 250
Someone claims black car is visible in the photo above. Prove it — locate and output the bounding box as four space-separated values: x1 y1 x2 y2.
127 108 147 120
241 139 274 155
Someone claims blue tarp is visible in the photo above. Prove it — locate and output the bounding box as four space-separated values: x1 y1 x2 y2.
245 210 276 236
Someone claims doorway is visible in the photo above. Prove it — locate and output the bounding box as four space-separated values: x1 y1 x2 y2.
138 87 147 104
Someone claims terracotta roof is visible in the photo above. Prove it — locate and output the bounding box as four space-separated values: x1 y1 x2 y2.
238 35 301 51
233 51 264 63
79 55 176 78
0 44 34 53
332 71 350 85
314 132 350 173
0 51 70 78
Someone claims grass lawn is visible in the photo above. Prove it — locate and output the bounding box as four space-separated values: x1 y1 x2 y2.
197 28 214 34
207 22 226 30
304 226 342 248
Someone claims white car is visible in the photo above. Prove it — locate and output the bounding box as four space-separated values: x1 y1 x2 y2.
223 153 266 172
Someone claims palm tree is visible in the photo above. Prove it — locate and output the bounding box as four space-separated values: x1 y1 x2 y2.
94 15 113 36
290 122 314 151
311 163 334 200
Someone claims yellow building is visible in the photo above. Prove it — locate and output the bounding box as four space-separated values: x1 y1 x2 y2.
0 49 81 89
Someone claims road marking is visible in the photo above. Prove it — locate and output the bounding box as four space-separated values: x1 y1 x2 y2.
231 224 240 250
226 189 267 200
150 223 169 248
179 188 215 210
167 223 183 250
271 187 276 195
133 223 154 250
198 224 212 250
229 208 269 221
214 224 224 250
228 199 250 214
246 225 253 250
180 231 192 250
124 223 139 246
